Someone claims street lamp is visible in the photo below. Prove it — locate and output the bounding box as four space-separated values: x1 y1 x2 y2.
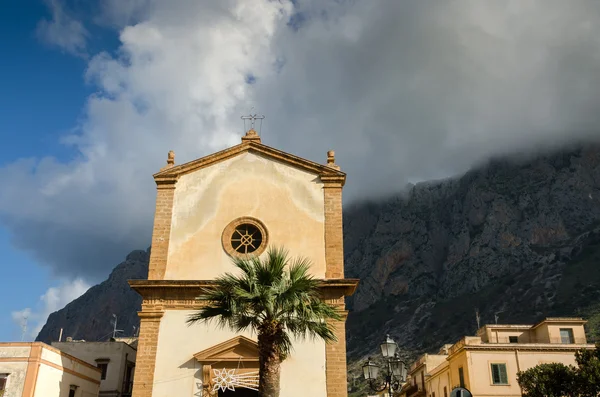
362 334 408 394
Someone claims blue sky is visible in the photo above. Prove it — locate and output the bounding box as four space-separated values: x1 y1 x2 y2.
0 1 115 341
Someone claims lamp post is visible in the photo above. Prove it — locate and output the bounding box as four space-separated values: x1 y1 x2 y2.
362 335 408 396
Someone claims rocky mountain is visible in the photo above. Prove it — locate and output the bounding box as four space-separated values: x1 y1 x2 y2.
36 249 149 343
344 144 600 362
37 145 600 368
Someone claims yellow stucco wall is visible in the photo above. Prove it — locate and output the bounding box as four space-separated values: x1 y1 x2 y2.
544 324 587 343
166 152 326 280
488 330 527 343
0 346 30 359
41 347 103 383
152 310 327 397
0 362 28 397
426 363 451 397
447 352 470 390
34 361 99 397
533 325 550 343
443 349 581 396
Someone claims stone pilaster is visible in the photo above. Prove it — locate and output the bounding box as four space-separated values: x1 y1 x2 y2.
131 311 164 397
326 310 349 397
323 176 345 279
147 180 176 280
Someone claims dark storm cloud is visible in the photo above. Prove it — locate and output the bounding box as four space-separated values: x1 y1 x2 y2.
2 0 600 280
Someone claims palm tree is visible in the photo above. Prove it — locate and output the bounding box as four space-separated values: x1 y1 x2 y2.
186 247 342 397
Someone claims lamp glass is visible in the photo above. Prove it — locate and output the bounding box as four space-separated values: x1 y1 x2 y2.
390 358 404 378
362 360 379 380
380 335 397 358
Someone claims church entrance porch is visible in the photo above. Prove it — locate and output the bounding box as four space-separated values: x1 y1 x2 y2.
218 389 259 397
194 336 260 397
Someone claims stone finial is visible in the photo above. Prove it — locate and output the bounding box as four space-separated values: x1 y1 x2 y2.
241 128 261 143
160 150 175 171
326 150 340 170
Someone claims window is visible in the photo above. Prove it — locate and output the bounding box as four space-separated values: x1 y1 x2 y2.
432 392 436 397
444 386 448 397
458 367 465 388
0 374 7 396
95 358 110 380
509 336 518 343
68 385 78 397
222 217 268 258
560 328 574 344
490 363 508 385
98 363 108 380
231 223 263 254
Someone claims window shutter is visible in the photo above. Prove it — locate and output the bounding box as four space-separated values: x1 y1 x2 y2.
491 364 500 384
491 364 508 384
499 364 508 384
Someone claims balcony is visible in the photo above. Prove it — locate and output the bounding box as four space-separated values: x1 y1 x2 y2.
405 384 425 397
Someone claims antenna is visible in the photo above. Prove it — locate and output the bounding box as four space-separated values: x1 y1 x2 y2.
20 313 28 342
111 314 124 339
475 309 481 329
494 310 504 324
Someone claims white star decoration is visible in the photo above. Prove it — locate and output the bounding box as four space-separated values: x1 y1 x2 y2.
211 368 259 392
212 368 236 392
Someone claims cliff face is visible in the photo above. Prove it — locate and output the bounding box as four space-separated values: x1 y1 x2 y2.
344 145 600 362
35 249 149 343
37 145 600 363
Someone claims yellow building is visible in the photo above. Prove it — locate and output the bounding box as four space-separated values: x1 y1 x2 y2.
400 318 595 397
0 342 101 397
129 125 358 397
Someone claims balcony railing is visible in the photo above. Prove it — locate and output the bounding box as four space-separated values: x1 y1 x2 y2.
486 337 589 344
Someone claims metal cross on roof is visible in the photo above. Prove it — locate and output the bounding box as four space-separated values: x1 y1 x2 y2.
241 110 265 130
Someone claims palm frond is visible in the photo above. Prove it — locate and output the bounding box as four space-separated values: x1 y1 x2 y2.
188 246 343 360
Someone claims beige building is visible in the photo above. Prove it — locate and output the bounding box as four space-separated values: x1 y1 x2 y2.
0 342 101 397
129 126 359 397
52 340 137 397
399 318 594 397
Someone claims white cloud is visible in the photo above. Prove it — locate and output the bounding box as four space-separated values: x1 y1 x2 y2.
11 279 90 340
36 0 89 57
2 0 600 282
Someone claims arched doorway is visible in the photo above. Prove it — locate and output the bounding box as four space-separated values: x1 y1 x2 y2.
218 388 259 396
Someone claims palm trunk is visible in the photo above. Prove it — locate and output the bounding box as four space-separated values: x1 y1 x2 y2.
258 323 282 397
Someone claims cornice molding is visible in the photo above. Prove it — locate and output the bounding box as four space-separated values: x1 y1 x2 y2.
447 343 596 359
152 142 346 184
193 336 259 362
129 279 359 310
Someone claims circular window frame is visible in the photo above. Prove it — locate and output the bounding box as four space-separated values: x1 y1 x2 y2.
222 217 269 258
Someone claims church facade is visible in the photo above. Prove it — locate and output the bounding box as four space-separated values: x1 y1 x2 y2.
129 127 358 397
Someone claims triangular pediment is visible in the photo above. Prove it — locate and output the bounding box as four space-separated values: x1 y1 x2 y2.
193 336 259 363
153 141 346 185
